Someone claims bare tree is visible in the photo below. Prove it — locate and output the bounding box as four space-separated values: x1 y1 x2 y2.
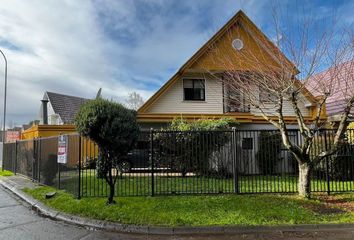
125 92 144 110
210 10 354 197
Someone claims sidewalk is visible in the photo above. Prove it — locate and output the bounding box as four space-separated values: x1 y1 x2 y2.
1 175 354 239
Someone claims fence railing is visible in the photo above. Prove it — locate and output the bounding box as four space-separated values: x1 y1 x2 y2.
3 129 354 198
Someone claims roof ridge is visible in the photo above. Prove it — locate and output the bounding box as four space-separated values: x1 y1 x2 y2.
46 91 90 100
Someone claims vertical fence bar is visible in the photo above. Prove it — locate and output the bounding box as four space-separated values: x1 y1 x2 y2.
150 128 155 197
32 138 36 182
14 140 17 174
324 130 331 195
38 138 41 183
232 128 239 194
58 163 61 189
78 136 82 199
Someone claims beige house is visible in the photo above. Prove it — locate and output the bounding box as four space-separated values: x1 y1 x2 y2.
137 10 322 130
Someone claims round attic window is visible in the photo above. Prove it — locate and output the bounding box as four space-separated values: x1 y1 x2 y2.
232 38 244 50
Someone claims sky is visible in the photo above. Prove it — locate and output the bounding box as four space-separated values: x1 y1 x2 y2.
0 0 353 127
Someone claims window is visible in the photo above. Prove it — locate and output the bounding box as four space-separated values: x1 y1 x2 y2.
224 88 250 112
183 79 205 101
242 138 253 150
259 86 277 103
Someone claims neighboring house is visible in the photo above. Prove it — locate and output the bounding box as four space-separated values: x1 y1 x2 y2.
137 10 320 130
39 91 90 125
309 59 354 124
22 91 90 139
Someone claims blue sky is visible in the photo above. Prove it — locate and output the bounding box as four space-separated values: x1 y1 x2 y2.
0 0 353 127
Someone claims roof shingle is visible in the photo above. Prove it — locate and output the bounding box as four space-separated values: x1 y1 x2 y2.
45 91 90 124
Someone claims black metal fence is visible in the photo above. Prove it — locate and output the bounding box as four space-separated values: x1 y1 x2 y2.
3 134 80 196
3 129 354 198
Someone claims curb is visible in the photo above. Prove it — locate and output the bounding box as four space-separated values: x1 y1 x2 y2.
1 178 354 235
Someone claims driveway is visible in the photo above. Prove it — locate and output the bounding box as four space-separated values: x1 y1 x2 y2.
0 184 354 239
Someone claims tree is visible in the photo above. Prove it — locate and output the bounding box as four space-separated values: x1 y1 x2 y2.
209 9 354 197
125 92 144 110
75 98 139 204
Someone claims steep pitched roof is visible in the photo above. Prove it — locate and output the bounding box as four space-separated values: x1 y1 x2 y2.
138 10 311 114
44 91 90 124
308 59 354 117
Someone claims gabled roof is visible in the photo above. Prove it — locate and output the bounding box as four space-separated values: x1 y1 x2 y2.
138 10 307 113
44 91 90 124
307 59 354 117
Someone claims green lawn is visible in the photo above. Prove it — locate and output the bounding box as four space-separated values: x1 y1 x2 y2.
24 185 354 226
0 168 13 177
55 170 354 197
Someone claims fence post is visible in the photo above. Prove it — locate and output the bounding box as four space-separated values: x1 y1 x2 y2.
150 128 155 197
77 136 82 199
38 138 41 183
232 127 239 194
14 140 17 174
32 138 36 182
324 130 331 195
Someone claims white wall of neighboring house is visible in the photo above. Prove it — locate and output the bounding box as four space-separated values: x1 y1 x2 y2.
38 100 63 125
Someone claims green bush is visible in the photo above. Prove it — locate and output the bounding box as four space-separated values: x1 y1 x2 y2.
75 98 139 204
155 117 236 177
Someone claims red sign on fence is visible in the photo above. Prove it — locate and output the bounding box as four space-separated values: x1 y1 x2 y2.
5 131 20 142
57 135 68 164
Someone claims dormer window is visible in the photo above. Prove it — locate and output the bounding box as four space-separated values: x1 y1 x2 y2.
183 79 205 101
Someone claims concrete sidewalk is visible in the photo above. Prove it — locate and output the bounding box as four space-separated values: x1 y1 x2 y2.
1 175 354 239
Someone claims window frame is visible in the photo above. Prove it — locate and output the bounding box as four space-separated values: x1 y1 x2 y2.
259 85 277 103
182 78 206 101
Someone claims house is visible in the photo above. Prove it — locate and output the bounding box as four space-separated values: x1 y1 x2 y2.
308 59 354 125
39 91 90 125
137 10 321 130
21 91 90 139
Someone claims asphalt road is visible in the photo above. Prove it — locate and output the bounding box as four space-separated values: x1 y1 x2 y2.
0 185 354 239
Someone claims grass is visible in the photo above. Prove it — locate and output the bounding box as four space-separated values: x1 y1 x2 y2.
0 168 13 177
56 170 354 197
24 185 354 227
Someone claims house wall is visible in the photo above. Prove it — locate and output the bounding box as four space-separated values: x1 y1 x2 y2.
39 101 63 125
146 73 224 114
249 86 310 117
144 73 311 118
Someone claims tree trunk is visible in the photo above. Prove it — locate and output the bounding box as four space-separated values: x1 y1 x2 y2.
298 162 311 198
107 166 116 204
107 183 115 204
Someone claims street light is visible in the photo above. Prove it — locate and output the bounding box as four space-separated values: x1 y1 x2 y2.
0 49 7 171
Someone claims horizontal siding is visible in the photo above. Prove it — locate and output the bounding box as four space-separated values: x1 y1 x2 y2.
146 74 224 114
327 100 354 116
146 73 311 117
250 87 311 117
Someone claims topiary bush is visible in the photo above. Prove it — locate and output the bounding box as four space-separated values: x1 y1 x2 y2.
75 98 139 204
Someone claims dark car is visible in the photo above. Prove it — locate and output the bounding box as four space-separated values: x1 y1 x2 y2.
118 140 151 172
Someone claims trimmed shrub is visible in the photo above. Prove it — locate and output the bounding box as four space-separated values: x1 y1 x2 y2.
75 98 139 204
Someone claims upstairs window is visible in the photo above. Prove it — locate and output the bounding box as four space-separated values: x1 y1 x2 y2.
259 86 277 103
183 79 205 101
